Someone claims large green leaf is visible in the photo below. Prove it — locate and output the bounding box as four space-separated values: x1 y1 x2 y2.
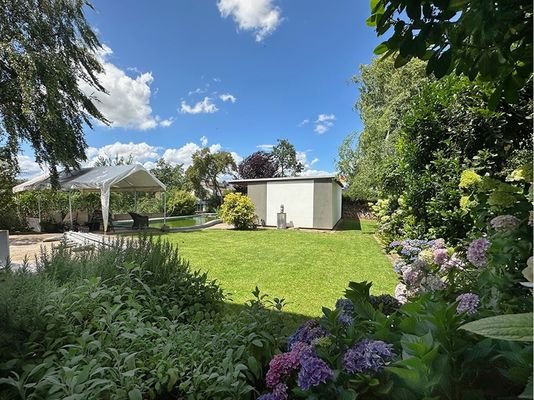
460 313 533 342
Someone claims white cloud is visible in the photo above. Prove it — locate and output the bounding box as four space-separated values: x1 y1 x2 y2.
314 124 329 134
298 119 310 127
219 93 237 103
231 151 243 164
313 113 336 134
188 87 207 96
79 45 170 130
163 142 223 168
180 97 219 114
316 114 336 123
85 142 160 166
300 168 333 177
256 144 274 151
217 0 282 42
295 151 333 177
17 155 44 178
200 136 208 147
159 117 174 127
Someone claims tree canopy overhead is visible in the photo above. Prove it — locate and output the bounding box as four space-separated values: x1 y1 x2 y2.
368 0 532 105
0 0 107 179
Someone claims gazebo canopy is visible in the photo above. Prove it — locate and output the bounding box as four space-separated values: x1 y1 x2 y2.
13 165 166 232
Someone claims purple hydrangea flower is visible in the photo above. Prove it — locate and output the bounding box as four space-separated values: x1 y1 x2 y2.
490 215 521 232
272 383 288 400
258 394 279 400
467 238 491 267
389 240 401 248
456 293 480 316
265 352 300 388
343 339 395 375
393 259 407 274
287 320 328 349
402 266 421 287
433 248 449 265
442 253 465 271
297 352 333 390
335 298 354 326
265 342 313 388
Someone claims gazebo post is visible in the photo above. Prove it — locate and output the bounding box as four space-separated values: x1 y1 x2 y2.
68 192 73 231
134 191 138 212
37 194 42 226
163 192 167 227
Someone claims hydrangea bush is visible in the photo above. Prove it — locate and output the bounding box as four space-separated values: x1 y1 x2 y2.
258 167 532 399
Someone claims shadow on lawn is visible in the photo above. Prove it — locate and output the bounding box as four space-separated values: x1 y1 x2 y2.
222 301 310 332
335 217 362 231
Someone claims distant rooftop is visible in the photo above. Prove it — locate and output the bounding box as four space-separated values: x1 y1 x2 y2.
229 175 343 187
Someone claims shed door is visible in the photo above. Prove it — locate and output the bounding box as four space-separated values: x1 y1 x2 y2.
265 181 314 228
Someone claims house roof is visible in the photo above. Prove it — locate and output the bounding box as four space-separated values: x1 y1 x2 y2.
229 175 343 187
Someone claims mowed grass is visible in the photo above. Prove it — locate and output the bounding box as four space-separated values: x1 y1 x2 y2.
165 219 397 317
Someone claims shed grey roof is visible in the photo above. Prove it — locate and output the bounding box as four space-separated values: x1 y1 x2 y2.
229 175 343 187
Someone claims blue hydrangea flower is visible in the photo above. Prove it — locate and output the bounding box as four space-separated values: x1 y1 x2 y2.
297 352 333 390
335 298 354 326
343 339 395 374
287 320 328 349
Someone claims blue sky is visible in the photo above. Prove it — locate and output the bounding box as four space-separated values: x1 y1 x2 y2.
19 0 380 177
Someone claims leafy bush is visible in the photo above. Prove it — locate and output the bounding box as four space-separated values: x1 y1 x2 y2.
258 170 533 398
0 267 56 353
167 189 197 216
220 192 256 230
0 237 291 399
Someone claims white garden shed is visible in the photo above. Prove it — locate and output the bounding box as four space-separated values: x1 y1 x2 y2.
229 175 343 229
12 165 166 232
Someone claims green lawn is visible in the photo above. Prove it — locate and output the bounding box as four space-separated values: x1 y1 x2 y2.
165 220 397 317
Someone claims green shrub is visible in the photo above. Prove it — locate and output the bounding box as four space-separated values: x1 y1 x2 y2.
0 267 56 354
39 235 224 320
0 238 290 399
220 192 256 230
0 267 288 399
167 189 197 216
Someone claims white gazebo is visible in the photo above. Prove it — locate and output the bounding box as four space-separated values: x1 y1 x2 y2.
13 165 167 233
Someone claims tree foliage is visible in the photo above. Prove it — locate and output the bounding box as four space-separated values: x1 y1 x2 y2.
238 151 279 180
271 139 303 177
367 0 533 105
185 148 236 206
167 190 196 216
0 0 108 179
150 158 185 189
337 58 429 200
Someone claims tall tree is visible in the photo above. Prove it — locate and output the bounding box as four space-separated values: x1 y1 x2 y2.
367 0 532 106
186 148 236 206
150 158 185 189
0 0 107 180
238 151 279 179
337 58 429 200
271 139 303 177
